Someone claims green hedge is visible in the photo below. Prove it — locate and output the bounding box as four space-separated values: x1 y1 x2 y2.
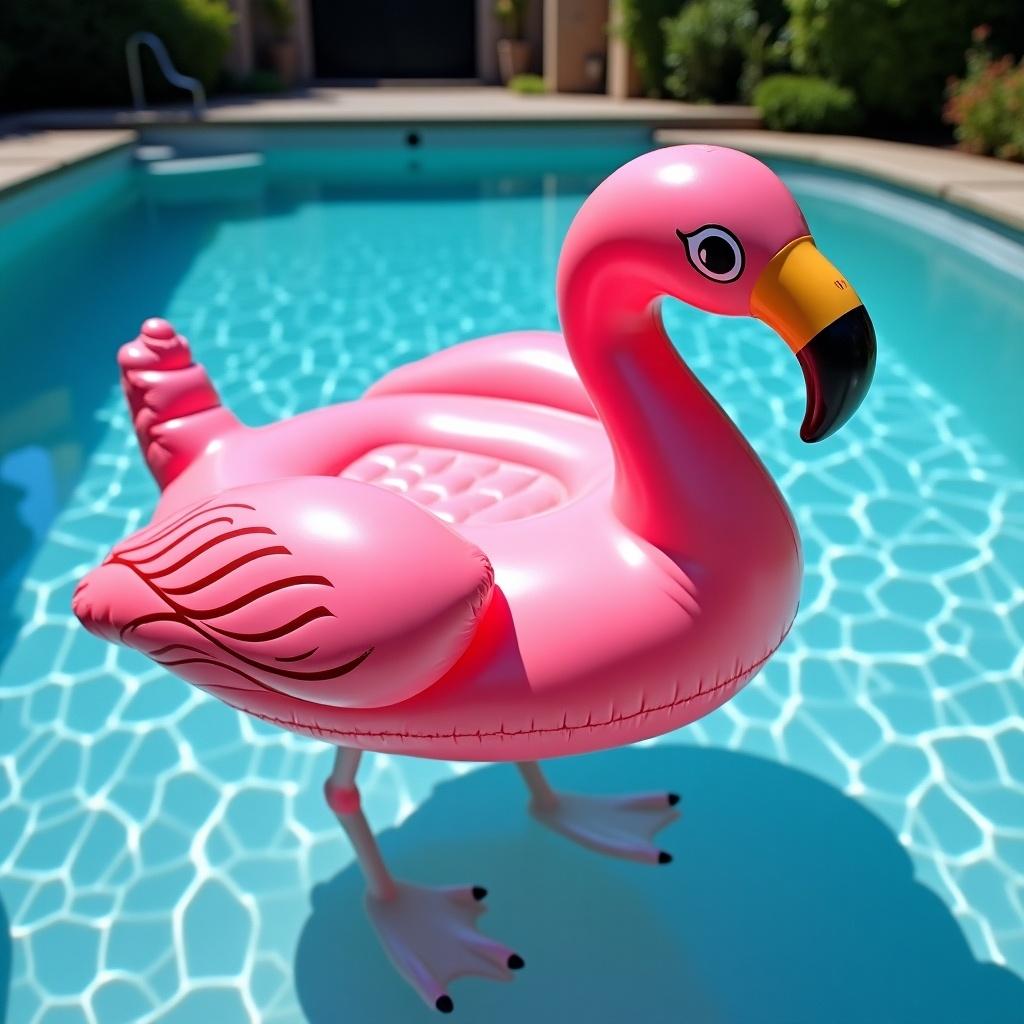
663 0 761 103
785 0 1024 126
0 0 234 110
754 74 861 133
660 0 794 104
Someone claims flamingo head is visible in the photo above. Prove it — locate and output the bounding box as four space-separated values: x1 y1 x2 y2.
559 144 876 442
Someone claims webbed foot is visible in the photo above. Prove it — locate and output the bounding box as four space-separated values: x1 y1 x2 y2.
529 789 681 864
366 882 524 1013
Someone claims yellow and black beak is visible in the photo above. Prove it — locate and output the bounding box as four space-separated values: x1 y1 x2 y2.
751 237 876 443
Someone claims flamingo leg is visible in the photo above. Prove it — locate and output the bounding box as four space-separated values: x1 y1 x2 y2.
324 747 524 1013
516 761 681 865
324 747 397 899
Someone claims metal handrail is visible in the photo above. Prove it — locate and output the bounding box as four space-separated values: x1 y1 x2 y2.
126 31 206 116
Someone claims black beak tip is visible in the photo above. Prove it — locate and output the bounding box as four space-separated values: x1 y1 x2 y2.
797 305 876 443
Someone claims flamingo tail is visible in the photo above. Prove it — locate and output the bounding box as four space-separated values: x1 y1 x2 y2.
118 318 241 490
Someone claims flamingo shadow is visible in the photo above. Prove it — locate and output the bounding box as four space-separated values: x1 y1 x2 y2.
0 894 10 1024
294 746 1023 1023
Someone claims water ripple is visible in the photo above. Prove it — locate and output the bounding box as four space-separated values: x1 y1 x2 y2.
1 170 1021 1021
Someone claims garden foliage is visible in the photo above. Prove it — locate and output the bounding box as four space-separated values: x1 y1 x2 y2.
508 73 546 95
945 27 1024 163
613 0 683 98
0 0 234 109
754 74 861 133
640 0 1024 146
662 0 760 104
785 0 1024 126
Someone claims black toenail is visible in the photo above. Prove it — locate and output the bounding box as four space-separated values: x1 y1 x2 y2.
658 851 673 864
508 953 525 970
472 886 487 900
668 792 680 806
436 994 454 1013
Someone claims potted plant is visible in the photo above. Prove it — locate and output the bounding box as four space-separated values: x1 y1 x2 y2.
495 0 530 84
259 0 297 86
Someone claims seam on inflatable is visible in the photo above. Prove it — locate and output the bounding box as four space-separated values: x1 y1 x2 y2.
239 612 797 743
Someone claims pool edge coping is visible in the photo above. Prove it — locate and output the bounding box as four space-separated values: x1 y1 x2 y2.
3 123 1024 235
0 129 136 201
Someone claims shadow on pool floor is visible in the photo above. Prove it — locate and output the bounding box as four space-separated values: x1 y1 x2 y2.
0 892 9 1024
295 746 1022 1024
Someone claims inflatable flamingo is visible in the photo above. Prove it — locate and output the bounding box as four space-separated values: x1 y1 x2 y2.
74 146 875 1012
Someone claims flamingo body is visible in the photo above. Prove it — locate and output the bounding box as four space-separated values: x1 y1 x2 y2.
71 146 878 763
76 323 799 760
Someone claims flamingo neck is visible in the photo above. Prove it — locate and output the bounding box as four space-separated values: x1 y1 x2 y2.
559 262 790 558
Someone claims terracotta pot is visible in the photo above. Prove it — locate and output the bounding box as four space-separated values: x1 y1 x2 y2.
270 39 298 87
497 39 530 84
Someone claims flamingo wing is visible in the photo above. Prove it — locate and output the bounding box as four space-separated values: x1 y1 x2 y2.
73 477 494 710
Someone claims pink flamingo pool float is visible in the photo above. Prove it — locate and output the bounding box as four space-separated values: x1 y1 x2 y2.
74 146 875 1012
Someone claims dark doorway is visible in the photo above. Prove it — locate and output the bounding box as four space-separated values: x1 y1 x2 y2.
311 0 477 79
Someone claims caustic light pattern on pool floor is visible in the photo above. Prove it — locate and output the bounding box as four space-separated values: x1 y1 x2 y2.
1 189 1023 1022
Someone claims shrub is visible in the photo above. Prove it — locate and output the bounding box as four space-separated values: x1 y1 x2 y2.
785 0 1024 127
944 27 1024 162
754 74 862 132
152 0 235 89
662 0 761 104
612 0 682 98
0 0 234 110
507 73 546 95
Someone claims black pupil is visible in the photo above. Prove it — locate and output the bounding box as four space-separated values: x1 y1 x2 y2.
698 235 735 274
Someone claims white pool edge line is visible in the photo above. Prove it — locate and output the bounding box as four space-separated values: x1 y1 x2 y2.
143 152 265 175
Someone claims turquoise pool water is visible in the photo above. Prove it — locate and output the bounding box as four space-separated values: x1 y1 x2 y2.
1 138 1023 1023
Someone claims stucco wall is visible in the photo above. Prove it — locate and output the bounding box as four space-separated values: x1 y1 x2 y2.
544 0 609 94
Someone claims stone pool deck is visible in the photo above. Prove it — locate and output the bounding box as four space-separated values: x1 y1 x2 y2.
0 129 134 196
10 86 761 131
2 89 1024 231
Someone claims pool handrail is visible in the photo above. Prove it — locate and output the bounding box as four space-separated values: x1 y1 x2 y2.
125 31 206 117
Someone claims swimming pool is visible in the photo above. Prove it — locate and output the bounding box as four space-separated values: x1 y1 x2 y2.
1 132 1022 1023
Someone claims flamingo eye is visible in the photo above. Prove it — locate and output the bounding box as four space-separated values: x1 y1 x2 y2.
676 225 745 283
